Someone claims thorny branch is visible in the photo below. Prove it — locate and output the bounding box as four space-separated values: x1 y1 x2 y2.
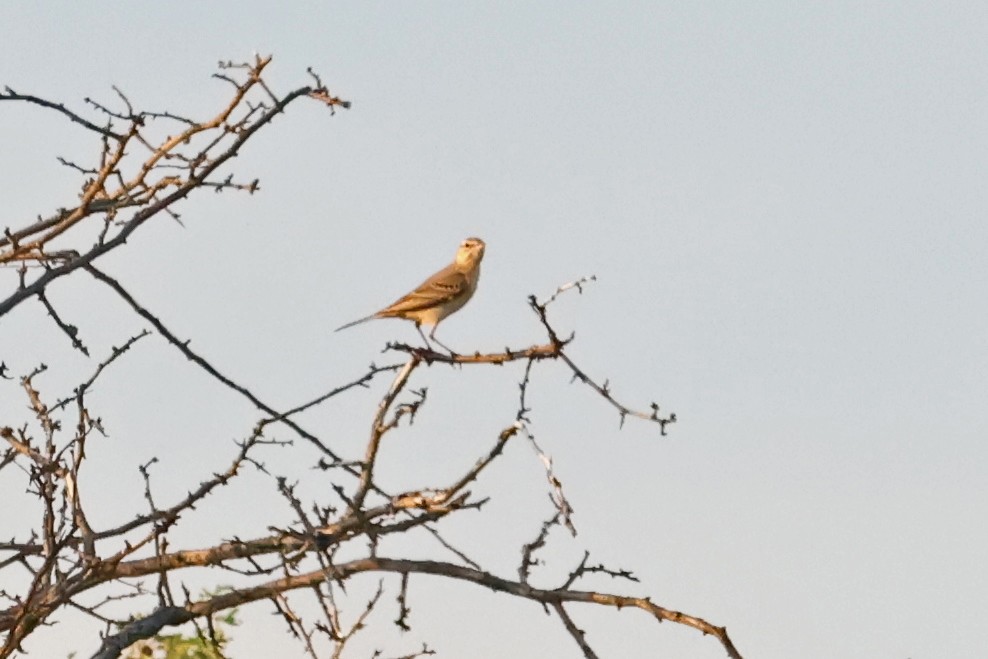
0 54 348 318
0 57 739 659
387 276 677 433
0 87 124 139
82 263 346 463
89 558 742 659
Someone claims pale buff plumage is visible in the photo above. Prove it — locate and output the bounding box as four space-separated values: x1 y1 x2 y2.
336 237 486 350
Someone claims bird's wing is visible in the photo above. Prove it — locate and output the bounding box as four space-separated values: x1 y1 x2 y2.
378 264 468 316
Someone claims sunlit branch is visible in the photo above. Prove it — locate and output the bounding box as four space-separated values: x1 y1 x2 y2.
89 557 742 659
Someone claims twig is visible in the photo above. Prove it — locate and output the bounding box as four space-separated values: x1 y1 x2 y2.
351 355 421 512
0 87 123 139
519 514 559 584
83 264 344 462
37 291 89 356
552 602 599 659
52 330 151 412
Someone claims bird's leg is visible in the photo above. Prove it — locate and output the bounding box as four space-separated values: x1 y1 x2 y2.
415 322 434 351
429 326 458 356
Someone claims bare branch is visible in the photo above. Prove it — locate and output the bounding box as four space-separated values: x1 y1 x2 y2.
0 57 348 315
552 602 600 659
37 291 89 356
82 264 345 463
88 558 743 659
351 355 421 512
0 87 123 139
51 330 150 412
519 514 560 584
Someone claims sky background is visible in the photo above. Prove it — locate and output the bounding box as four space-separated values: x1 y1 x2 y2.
2 2 987 658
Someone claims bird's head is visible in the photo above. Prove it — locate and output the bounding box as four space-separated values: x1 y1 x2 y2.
455 237 486 268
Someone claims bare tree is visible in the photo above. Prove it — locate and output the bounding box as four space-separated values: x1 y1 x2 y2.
0 56 740 659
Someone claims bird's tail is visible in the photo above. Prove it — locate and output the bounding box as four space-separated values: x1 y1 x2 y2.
334 313 378 332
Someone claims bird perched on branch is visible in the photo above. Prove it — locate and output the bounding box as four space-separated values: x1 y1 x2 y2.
335 237 486 352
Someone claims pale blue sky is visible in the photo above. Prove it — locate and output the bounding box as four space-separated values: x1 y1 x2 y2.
2 3 987 658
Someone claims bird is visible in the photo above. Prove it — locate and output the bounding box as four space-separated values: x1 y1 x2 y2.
335 237 486 352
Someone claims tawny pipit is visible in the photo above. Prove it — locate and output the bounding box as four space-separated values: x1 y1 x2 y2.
336 237 486 351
